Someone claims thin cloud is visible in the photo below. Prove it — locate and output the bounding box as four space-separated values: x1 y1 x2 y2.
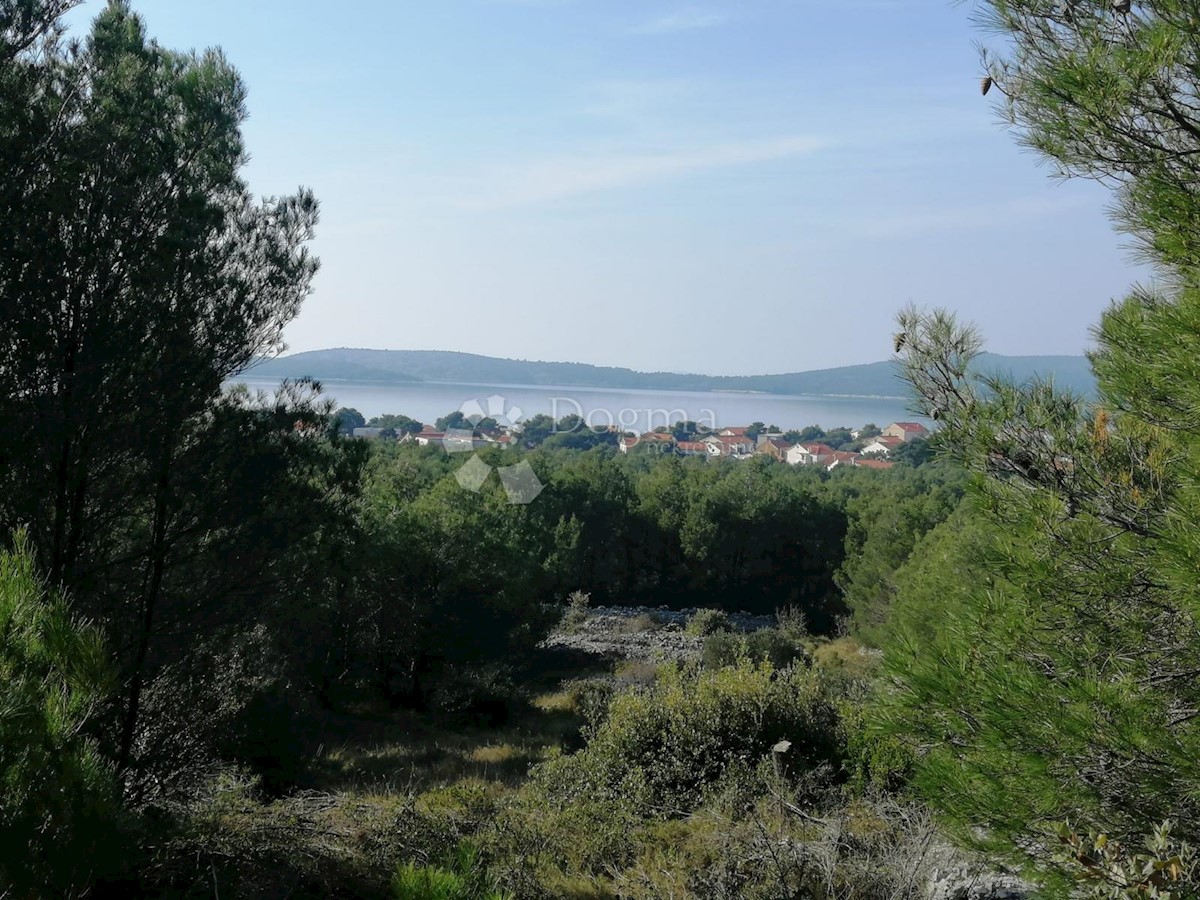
631 9 729 34
577 78 696 118
460 136 828 209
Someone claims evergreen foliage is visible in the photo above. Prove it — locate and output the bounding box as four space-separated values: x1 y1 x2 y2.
0 0 370 795
532 660 840 818
0 532 120 897
878 6 1200 889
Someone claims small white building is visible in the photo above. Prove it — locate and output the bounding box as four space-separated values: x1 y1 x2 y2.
861 435 904 457
786 443 836 466
703 434 754 458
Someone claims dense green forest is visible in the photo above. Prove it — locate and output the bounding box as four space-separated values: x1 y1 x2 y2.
250 347 1098 398
4 1 1200 898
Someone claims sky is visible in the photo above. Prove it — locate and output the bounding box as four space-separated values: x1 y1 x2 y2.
67 0 1150 375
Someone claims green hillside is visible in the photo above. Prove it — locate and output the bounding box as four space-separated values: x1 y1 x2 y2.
246 348 1097 398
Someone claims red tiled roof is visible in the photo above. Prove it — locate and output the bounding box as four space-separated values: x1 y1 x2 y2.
856 459 895 470
676 441 707 452
639 432 675 441
801 443 837 456
890 422 928 432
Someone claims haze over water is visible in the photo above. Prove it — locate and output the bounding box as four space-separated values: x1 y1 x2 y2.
235 378 922 433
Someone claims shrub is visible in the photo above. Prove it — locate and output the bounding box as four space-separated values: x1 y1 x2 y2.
1053 820 1198 898
611 797 939 900
700 632 742 670
561 677 616 729
685 607 732 637
560 591 591 633
776 605 809 641
839 700 913 796
130 625 310 803
743 629 810 669
0 533 122 896
701 628 809 671
613 659 658 688
428 663 521 727
530 660 841 818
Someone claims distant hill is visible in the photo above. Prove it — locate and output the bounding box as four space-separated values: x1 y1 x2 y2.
243 348 1096 398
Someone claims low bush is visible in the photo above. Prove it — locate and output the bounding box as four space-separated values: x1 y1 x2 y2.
559 591 591 634
428 664 520 727
1053 820 1198 898
613 659 658 688
839 698 913 796
560 677 616 729
529 660 840 818
776 605 809 641
685 607 732 637
701 627 810 671
610 796 939 900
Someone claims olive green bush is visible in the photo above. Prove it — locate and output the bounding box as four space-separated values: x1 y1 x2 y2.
1052 821 1197 900
558 590 591 633
529 660 840 819
702 627 810 671
685 607 732 636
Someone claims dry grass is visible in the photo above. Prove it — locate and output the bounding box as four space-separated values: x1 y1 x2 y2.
312 729 574 794
532 689 578 714
613 659 658 687
304 690 585 795
811 637 883 678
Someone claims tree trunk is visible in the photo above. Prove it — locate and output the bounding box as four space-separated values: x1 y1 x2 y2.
117 437 175 773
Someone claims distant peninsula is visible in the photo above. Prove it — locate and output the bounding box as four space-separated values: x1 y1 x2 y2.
242 347 1096 398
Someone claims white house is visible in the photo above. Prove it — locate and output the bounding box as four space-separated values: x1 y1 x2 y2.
786 442 836 466
703 434 754 458
861 435 904 457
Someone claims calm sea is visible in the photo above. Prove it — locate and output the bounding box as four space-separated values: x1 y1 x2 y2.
231 378 923 433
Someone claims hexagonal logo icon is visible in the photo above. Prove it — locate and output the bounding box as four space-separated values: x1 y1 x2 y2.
460 394 523 428
446 394 543 504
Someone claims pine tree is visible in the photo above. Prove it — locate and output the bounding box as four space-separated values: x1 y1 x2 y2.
0 531 118 896
884 2 1200 888
0 1 366 790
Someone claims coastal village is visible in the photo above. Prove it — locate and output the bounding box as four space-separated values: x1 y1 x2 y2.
355 417 930 470
615 420 929 470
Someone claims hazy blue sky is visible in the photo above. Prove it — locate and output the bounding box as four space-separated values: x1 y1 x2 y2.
69 1 1148 375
